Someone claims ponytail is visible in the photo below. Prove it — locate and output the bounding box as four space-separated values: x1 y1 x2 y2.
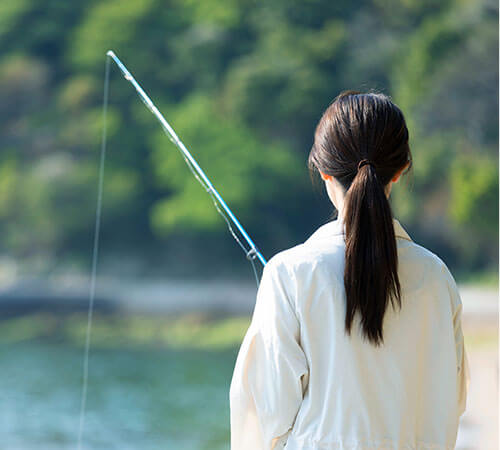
343 159 401 346
308 90 411 347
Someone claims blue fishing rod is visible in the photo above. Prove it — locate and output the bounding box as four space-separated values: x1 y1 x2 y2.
78 50 267 450
106 50 267 268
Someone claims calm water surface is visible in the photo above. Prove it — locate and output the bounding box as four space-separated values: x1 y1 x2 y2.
1 340 237 449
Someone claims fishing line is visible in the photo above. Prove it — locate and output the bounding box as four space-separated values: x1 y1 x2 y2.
77 51 265 447
178 146 261 287
178 154 260 287
77 55 110 449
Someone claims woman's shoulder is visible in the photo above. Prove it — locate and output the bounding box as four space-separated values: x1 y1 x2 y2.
265 235 345 280
265 218 456 282
399 237 454 278
265 243 317 272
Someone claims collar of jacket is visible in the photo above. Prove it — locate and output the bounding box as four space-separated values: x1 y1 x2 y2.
306 217 413 244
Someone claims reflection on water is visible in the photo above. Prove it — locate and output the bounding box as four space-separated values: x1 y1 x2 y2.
1 340 237 449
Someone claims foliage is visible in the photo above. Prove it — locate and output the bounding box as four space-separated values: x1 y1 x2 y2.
0 0 497 277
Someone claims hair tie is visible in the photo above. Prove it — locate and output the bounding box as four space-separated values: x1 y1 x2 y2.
357 159 375 171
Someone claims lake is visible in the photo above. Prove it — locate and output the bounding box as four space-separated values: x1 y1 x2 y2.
1 339 238 449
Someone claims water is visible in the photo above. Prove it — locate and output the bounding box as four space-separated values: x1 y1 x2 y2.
1 340 237 449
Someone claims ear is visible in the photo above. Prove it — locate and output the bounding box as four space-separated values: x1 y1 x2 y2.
391 172 401 183
391 161 410 183
319 170 332 181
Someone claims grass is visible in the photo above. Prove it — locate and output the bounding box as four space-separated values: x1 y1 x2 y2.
0 312 252 350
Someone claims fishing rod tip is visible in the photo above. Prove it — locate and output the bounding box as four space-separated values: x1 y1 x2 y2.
106 50 116 58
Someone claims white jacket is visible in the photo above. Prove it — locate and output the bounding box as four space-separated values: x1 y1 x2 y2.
229 217 470 449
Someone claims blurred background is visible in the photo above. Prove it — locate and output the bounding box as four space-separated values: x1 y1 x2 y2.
0 0 497 448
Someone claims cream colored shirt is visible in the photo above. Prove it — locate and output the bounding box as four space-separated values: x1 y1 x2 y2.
229 217 470 450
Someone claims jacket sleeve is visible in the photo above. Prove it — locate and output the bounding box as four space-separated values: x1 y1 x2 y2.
229 258 309 450
442 261 471 418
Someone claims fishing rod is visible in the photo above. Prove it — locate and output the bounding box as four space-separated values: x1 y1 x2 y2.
78 50 268 449
106 50 267 268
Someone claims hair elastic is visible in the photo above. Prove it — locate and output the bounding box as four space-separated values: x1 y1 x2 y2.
357 159 375 171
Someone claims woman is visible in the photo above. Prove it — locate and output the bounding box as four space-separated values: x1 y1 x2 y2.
229 91 470 449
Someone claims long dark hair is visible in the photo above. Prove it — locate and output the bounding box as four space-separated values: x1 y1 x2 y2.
308 90 413 347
